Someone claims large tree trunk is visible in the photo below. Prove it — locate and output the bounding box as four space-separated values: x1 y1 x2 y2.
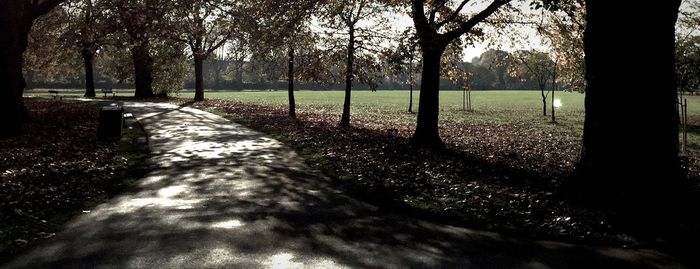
194 56 204 101
412 49 444 146
288 46 296 118
131 42 154 97
82 48 96 97
573 1 684 219
0 2 32 136
340 29 355 127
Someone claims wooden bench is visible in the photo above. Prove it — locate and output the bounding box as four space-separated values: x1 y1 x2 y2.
48 90 62 100
101 88 116 98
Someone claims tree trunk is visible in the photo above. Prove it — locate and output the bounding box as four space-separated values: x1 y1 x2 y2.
573 1 684 216
288 46 296 118
194 56 204 101
412 49 444 146
82 48 96 97
551 83 556 123
131 42 154 97
340 29 354 127
408 47 415 113
408 84 414 113
0 2 32 136
541 89 547 116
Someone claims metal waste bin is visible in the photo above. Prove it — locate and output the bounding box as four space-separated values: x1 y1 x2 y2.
98 105 124 139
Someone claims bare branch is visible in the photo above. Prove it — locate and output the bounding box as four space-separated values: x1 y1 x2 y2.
443 0 511 42
435 0 471 29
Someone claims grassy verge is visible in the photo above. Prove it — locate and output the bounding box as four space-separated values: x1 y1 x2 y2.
0 98 151 263
177 97 649 247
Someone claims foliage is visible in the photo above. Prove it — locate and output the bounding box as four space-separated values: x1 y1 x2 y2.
98 43 134 84
677 1 700 93
23 7 82 84
511 50 556 90
677 37 700 93
61 0 113 55
103 0 176 42
477 49 520 89
152 41 190 95
384 28 421 87
536 5 586 92
247 49 287 83
171 0 234 61
315 0 396 90
94 36 190 94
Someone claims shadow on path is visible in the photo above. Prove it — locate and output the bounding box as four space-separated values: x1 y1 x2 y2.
2 102 689 268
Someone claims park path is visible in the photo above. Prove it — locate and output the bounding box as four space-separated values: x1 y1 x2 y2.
2 102 690 269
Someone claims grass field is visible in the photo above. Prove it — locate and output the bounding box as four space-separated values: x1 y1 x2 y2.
28 88 700 113
25 89 700 153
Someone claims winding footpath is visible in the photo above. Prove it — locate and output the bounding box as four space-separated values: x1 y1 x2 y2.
2 102 691 268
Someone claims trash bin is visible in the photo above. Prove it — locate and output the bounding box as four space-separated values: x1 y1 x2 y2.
98 105 124 139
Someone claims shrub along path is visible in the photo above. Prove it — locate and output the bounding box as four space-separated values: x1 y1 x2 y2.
2 101 690 268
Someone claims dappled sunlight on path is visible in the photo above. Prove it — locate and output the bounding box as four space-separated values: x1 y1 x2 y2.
2 102 690 268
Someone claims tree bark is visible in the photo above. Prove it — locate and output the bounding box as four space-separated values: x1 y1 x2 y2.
340 28 355 127
82 48 96 97
551 82 556 123
194 56 204 101
408 49 414 113
573 1 684 214
131 41 154 97
412 48 444 146
541 89 547 116
408 84 414 113
288 46 296 118
0 1 33 136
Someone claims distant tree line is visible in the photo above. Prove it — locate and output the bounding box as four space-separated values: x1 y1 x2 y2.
23 43 577 92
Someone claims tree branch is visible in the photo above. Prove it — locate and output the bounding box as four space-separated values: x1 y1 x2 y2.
411 0 431 39
435 0 471 29
443 0 510 42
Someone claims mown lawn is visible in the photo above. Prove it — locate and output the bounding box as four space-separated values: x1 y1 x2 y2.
26 89 700 155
